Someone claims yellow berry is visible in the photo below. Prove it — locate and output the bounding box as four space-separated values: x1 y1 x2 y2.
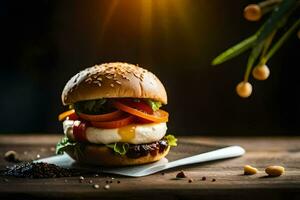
243 4 262 21
252 64 270 80
265 166 285 177
236 81 252 98
244 165 258 175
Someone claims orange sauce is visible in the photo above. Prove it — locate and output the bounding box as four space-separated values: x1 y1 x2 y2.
118 124 136 142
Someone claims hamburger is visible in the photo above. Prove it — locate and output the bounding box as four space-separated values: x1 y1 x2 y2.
56 62 177 166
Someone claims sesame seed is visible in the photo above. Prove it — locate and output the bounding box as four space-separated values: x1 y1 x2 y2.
93 184 99 189
85 78 92 82
116 80 121 85
110 83 114 87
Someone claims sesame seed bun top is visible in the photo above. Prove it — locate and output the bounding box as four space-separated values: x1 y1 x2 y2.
61 62 167 105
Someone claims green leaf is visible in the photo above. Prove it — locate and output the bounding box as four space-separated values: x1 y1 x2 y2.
165 135 177 147
256 0 298 44
56 136 85 160
74 99 108 114
244 42 264 82
106 143 129 155
146 99 162 111
211 34 257 66
56 136 75 154
265 18 300 62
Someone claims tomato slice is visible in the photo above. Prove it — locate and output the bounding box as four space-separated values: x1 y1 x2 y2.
113 101 168 123
120 99 153 114
91 115 134 129
58 109 78 121
78 110 123 122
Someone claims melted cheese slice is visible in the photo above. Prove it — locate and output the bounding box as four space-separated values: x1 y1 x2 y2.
63 120 167 144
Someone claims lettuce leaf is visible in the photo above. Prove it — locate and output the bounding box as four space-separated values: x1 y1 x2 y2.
106 135 177 156
106 143 129 155
74 99 108 114
146 99 162 111
56 135 177 158
56 136 85 160
56 136 74 154
165 134 177 147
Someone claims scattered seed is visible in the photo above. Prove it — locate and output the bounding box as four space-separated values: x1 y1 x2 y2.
188 178 193 183
176 171 187 178
201 176 206 181
89 180 93 184
265 166 285 177
94 174 99 177
117 181 120 184
106 180 109 184
36 154 40 159
3 162 74 178
79 176 84 182
212 179 216 182
93 184 99 189
104 184 110 190
244 165 258 175
64 179 68 183
4 150 19 163
110 83 114 87
161 172 165 175
110 180 113 183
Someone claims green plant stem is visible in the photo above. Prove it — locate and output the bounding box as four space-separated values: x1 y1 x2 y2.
260 31 276 63
256 0 297 44
244 43 264 82
263 18 300 63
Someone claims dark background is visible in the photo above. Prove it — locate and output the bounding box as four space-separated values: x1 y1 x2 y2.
0 0 299 135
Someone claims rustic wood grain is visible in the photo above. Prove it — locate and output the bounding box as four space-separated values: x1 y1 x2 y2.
0 135 299 200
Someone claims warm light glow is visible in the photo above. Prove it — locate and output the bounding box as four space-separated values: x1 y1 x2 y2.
99 0 120 38
99 0 198 41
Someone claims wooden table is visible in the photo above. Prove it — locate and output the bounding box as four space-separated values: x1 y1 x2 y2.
0 135 299 200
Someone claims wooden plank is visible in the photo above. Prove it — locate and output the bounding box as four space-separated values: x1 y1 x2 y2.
0 135 299 199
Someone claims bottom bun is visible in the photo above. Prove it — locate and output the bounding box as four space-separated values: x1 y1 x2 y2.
66 144 170 166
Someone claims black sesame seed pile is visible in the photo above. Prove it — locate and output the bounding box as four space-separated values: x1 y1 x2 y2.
3 162 75 178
